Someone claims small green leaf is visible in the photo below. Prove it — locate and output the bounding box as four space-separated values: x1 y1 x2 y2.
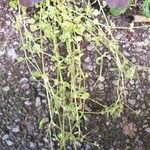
30 24 38 32
39 117 49 129
31 71 42 78
143 0 150 17
81 92 90 100
110 8 127 16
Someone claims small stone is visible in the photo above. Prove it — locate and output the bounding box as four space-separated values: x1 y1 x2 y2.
97 83 104 90
5 140 14 146
145 128 150 133
131 57 136 63
85 64 93 71
19 77 29 84
29 142 36 148
12 126 20 133
2 134 9 140
75 141 82 148
129 80 134 85
21 83 30 90
38 92 46 97
2 86 10 92
7 49 18 60
87 45 94 51
25 100 32 106
84 57 91 63
42 99 47 104
85 104 92 112
112 80 118 86
43 138 49 143
0 50 5 56
128 99 136 105
35 97 41 107
123 51 130 57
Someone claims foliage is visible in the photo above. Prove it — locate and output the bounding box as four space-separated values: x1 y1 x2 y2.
143 0 150 17
106 0 129 16
10 0 138 148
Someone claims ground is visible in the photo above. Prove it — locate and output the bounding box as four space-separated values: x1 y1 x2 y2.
0 0 150 150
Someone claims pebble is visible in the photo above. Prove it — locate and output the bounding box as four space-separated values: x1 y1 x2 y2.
2 134 9 141
97 83 104 90
35 97 41 107
84 56 91 63
5 140 14 146
25 100 32 106
128 99 136 105
85 64 93 71
29 142 36 148
0 50 5 56
19 77 29 84
2 86 10 92
145 128 150 133
123 51 130 57
21 83 30 90
38 92 46 97
12 126 20 133
42 99 47 104
7 48 18 60
112 80 118 86
75 141 82 148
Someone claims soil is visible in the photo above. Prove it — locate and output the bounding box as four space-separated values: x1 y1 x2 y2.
0 1 150 150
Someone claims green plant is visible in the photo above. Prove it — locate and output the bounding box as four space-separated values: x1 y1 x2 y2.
143 0 150 17
12 0 137 148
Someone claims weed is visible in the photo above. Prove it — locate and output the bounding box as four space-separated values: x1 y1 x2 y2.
143 0 150 17
11 0 137 148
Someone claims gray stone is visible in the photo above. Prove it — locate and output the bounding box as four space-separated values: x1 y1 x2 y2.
97 83 104 90
25 100 32 106
112 80 118 86
38 92 46 97
123 51 130 57
19 77 29 84
84 57 91 63
2 86 10 92
29 142 36 148
5 140 14 146
7 48 18 60
12 126 20 133
75 141 82 148
2 134 9 140
35 97 41 107
21 83 30 90
0 50 5 56
128 99 136 105
85 64 93 71
145 128 150 133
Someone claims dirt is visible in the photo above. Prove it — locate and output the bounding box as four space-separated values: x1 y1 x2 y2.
0 1 150 150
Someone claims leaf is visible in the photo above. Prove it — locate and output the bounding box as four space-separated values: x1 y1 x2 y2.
110 8 127 16
106 0 129 9
81 92 90 100
19 0 43 7
143 0 150 17
31 71 42 78
30 24 38 32
39 117 49 129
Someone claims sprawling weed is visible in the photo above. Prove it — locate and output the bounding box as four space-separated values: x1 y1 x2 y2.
11 0 137 148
